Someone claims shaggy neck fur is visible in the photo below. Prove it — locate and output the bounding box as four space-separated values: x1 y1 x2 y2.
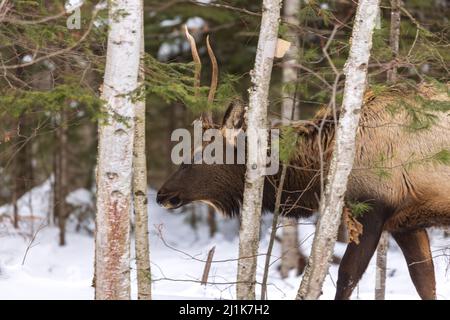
213 110 338 218
263 111 337 218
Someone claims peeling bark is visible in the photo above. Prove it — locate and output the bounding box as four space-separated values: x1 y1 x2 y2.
134 4 152 299
95 0 142 300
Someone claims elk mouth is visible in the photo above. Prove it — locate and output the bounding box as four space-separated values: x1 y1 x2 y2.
156 192 185 209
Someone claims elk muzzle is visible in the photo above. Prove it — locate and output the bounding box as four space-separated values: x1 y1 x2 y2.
156 188 184 209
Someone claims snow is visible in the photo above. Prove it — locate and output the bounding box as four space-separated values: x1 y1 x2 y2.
0 182 449 300
186 17 205 30
157 17 206 61
65 0 84 12
0 178 52 219
157 39 192 62
0 229 93 299
66 188 92 207
21 55 33 63
160 17 182 28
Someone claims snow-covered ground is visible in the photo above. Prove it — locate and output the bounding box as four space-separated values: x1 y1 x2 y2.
0 181 449 300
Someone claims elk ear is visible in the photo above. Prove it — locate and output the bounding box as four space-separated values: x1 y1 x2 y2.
222 99 246 130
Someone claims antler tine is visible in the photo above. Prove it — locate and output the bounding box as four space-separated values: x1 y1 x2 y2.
184 25 201 96
206 35 218 104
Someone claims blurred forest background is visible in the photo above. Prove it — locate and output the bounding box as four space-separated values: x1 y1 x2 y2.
0 0 449 246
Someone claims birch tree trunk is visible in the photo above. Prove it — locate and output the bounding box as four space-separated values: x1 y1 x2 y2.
280 219 302 278
95 0 142 300
375 235 388 299
134 4 152 299
375 0 401 300
296 0 380 300
281 0 300 121
386 0 401 84
280 0 303 279
236 0 282 300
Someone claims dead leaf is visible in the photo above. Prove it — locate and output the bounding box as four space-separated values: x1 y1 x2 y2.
4 130 14 142
343 206 363 244
275 38 291 58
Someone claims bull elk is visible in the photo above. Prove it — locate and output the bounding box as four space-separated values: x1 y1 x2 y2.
157 28 450 300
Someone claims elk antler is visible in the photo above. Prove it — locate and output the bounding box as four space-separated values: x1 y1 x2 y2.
184 25 201 96
206 35 218 104
184 25 215 125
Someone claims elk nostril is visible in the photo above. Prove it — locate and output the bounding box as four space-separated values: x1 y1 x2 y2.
156 188 182 208
156 189 166 204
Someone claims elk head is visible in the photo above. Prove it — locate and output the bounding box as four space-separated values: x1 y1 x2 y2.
157 27 280 216
156 100 248 216
157 26 249 216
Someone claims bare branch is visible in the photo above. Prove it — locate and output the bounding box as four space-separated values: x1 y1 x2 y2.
0 8 100 70
1 9 68 25
201 246 216 286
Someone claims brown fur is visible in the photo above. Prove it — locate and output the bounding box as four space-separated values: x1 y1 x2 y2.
157 83 450 299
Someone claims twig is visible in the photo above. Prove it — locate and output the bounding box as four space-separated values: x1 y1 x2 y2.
260 165 287 300
155 224 266 263
201 246 216 285
277 62 332 90
188 0 260 17
146 0 183 14
399 6 432 36
21 220 47 265
1 9 68 25
0 8 100 70
407 28 420 58
322 25 340 76
0 0 10 20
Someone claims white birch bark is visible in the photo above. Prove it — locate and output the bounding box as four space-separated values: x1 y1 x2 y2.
134 0 151 300
375 234 388 299
95 0 142 300
280 219 301 278
296 0 380 300
280 0 302 278
375 0 400 300
281 0 300 121
236 0 282 300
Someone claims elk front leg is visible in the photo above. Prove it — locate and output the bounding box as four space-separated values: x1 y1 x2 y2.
335 203 387 300
392 228 436 300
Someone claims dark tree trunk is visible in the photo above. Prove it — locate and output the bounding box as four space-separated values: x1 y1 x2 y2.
12 114 34 229
207 207 217 238
54 110 69 246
